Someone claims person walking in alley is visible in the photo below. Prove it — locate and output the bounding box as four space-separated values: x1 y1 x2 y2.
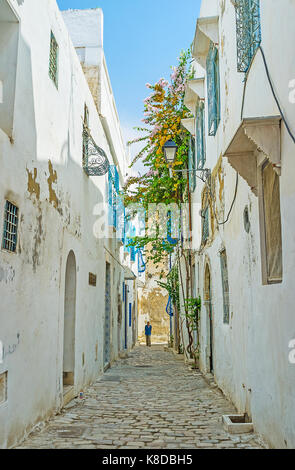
145 321 152 347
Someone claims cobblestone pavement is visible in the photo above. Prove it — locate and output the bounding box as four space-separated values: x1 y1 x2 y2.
17 345 266 449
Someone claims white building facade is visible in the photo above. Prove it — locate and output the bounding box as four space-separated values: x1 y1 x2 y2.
182 0 295 448
0 0 137 448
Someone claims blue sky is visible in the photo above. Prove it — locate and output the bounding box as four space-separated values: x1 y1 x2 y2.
57 0 201 162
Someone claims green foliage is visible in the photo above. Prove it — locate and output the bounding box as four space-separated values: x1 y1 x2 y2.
183 296 201 330
157 265 180 309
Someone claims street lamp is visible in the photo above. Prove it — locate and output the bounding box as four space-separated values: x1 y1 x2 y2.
163 139 178 177
163 138 211 182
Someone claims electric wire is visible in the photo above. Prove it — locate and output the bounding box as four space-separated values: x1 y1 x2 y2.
241 45 295 144
206 171 239 226
258 45 295 144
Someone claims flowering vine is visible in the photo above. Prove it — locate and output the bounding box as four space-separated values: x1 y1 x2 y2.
123 49 194 264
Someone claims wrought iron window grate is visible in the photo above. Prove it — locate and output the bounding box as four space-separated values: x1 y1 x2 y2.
2 201 18 253
206 42 220 136
220 249 230 324
49 31 59 88
196 101 206 169
234 0 261 72
83 124 110 176
202 206 209 243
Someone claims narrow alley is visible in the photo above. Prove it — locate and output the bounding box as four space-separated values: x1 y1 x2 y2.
16 346 265 449
1 0 295 451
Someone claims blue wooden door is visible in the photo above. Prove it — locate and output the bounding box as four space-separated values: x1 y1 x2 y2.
104 262 111 367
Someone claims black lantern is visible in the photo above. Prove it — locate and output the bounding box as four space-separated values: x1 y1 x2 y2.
163 139 178 165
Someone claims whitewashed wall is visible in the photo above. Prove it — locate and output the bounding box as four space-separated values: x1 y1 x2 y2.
188 0 295 449
0 0 131 448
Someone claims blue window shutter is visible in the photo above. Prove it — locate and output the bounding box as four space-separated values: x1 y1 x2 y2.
188 137 192 187
196 102 206 169
108 165 120 229
188 137 196 192
114 166 119 192
192 137 196 191
121 206 126 244
131 245 136 262
124 214 130 253
114 166 119 230
206 43 220 137
108 167 113 226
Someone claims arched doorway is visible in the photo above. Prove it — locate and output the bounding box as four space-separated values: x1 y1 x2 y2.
204 263 214 373
63 251 76 386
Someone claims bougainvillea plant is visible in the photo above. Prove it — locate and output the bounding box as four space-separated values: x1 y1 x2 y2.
123 49 194 265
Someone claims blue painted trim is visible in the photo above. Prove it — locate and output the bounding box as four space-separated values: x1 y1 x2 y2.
129 303 132 327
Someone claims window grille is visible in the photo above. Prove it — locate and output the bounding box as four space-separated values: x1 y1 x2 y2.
188 136 196 192
82 124 110 176
234 0 261 73
2 201 19 253
206 42 220 136
49 31 59 88
202 206 209 243
196 101 206 169
220 249 230 324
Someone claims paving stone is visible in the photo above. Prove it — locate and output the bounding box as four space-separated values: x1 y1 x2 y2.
15 345 265 449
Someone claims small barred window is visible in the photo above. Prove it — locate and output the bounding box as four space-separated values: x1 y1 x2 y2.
2 200 19 253
49 31 59 87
